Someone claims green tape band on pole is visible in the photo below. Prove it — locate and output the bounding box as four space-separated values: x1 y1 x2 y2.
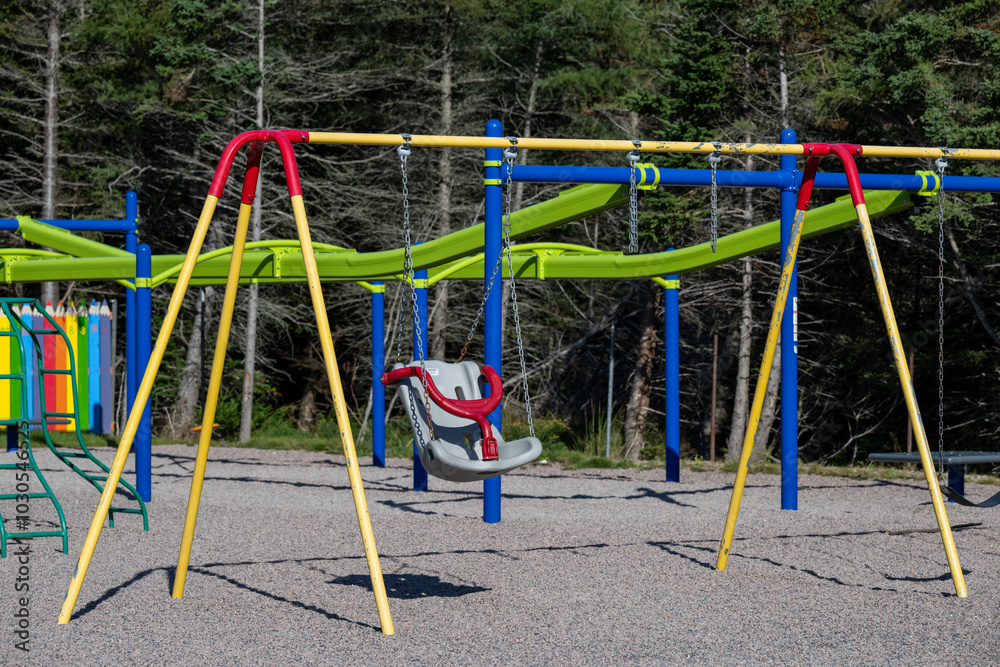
483 179 501 186
483 160 501 167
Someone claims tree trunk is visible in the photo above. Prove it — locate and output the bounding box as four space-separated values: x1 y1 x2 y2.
726 149 755 461
40 1 62 307
168 287 214 439
746 40 791 460
778 39 790 129
502 37 544 342
623 284 661 461
752 334 781 457
430 6 454 360
297 385 316 432
239 0 265 443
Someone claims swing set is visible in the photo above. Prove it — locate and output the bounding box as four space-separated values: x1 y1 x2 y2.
45 127 999 636
869 153 1000 508
381 136 542 481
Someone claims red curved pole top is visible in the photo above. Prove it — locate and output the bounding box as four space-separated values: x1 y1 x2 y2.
795 143 866 210
207 130 307 200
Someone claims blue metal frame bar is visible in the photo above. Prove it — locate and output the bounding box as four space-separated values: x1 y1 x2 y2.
509 165 1000 193
135 243 152 502
664 253 680 483
484 120 503 524
372 281 386 467
412 251 428 492
779 130 799 510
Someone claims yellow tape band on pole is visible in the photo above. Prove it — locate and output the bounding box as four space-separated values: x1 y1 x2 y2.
173 200 254 598
637 163 660 190
915 170 940 196
59 195 221 624
854 203 967 598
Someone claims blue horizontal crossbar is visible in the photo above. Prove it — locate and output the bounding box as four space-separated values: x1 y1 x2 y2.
0 218 136 233
511 165 1000 193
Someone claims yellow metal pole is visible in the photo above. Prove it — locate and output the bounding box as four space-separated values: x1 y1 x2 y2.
173 200 253 598
59 195 220 624
715 207 807 571
304 131 1000 160
854 203 967 597
306 132 804 155
860 145 1000 161
289 194 395 635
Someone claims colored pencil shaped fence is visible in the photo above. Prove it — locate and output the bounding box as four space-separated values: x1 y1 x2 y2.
0 299 117 435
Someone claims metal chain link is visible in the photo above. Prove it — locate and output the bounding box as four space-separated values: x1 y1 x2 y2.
458 250 503 362
708 142 722 253
936 149 948 480
395 138 411 366
457 138 513 362
396 136 434 439
628 142 641 254
503 146 535 438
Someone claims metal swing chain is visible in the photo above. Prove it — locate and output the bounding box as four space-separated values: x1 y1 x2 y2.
503 143 536 438
458 244 503 363
936 149 949 480
628 142 641 254
395 137 412 366
396 136 434 440
456 138 514 363
708 142 722 253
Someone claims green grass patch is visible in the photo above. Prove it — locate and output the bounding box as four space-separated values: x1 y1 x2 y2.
21 420 998 487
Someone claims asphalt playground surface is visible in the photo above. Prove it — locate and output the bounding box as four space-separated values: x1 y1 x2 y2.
3 444 999 665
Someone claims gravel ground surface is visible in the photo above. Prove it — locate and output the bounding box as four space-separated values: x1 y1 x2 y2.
3 444 999 665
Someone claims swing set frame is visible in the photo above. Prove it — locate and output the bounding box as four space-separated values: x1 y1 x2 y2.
54 127 1000 634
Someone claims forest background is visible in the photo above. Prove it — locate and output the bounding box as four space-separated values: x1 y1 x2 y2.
2 0 998 466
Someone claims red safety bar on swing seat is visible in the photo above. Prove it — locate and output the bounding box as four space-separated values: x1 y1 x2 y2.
380 365 502 460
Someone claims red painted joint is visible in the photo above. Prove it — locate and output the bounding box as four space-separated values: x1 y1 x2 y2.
207 130 304 201
801 143 831 157
278 129 310 144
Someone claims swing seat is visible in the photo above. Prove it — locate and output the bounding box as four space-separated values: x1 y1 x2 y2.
381 360 542 483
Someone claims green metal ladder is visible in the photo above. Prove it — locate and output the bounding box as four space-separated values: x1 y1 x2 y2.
0 298 148 558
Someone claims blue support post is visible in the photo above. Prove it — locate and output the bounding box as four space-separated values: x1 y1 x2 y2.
780 129 799 510
372 281 386 467
125 192 138 427
136 244 152 502
484 119 503 523
664 253 680 482
948 465 965 499
412 258 429 492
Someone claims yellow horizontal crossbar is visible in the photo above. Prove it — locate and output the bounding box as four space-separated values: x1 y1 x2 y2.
305 132 1000 160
